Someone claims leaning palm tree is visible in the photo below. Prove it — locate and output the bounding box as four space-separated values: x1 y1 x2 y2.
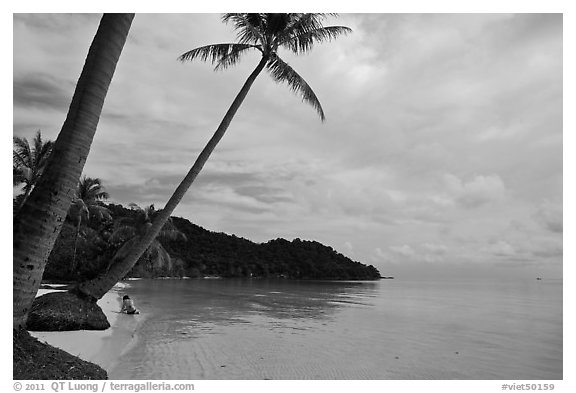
69 176 112 272
77 13 351 300
107 204 185 276
13 14 134 332
13 130 54 213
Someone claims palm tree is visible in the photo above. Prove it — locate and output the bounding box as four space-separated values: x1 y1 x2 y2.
13 14 134 332
13 130 54 213
107 204 185 276
77 13 351 300
69 176 112 272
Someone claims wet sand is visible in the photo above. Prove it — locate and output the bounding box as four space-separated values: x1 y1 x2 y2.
30 283 142 372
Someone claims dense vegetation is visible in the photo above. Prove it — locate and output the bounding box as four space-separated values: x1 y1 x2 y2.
44 203 381 281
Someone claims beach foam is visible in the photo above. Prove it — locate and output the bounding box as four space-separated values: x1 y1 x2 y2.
30 283 140 372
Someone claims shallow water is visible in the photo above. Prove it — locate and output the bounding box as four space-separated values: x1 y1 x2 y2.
108 278 562 380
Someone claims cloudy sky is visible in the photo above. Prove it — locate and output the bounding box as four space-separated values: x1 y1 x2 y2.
13 13 563 279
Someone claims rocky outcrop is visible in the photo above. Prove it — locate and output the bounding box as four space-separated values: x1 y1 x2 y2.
26 291 109 331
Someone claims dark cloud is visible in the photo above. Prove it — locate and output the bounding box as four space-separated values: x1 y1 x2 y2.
236 185 294 205
13 73 73 110
533 202 563 234
14 13 100 32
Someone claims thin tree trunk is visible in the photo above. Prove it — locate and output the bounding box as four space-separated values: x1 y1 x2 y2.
71 216 82 273
77 56 269 300
16 186 32 214
13 14 134 331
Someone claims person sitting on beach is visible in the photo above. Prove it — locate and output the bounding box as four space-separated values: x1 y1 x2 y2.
121 295 139 314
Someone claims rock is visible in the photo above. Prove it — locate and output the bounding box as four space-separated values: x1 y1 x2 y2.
13 329 107 379
26 291 110 331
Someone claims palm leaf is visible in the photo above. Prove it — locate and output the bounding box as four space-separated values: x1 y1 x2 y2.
91 204 112 221
275 14 331 46
222 13 265 44
13 130 53 193
280 26 352 54
178 43 260 70
13 167 26 186
158 226 187 242
215 44 260 70
109 225 136 244
266 55 325 121
149 243 172 271
13 137 31 168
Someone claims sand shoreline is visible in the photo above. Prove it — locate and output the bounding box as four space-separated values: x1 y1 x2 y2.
30 282 142 374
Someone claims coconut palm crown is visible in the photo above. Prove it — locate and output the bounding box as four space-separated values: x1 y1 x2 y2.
179 13 352 121
13 130 54 212
71 176 111 223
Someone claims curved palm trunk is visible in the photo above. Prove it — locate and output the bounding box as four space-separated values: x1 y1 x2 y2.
13 14 134 331
78 56 269 300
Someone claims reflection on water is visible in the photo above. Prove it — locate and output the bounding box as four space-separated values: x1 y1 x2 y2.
109 278 562 380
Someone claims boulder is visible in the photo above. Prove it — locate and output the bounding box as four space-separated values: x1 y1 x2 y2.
26 291 110 331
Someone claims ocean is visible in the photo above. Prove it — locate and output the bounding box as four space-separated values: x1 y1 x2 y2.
107 277 562 380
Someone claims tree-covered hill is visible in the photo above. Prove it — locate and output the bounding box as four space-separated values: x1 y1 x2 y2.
44 203 381 281
165 216 381 280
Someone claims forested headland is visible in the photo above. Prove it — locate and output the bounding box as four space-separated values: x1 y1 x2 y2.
44 203 382 282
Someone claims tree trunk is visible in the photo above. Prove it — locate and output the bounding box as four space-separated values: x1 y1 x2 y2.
77 55 269 300
13 14 134 331
71 216 82 273
16 186 32 214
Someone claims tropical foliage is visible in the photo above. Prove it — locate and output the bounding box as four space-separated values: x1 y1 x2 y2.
69 176 112 272
13 130 54 213
44 202 381 282
107 204 185 277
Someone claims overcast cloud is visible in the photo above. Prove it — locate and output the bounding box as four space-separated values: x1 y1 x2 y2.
13 13 563 279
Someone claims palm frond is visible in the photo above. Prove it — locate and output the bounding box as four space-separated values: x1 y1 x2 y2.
149 243 172 271
280 26 352 54
215 44 261 70
109 225 137 244
128 202 143 211
13 136 31 156
222 13 265 44
13 137 31 167
13 130 53 193
13 151 30 172
158 227 187 242
275 14 330 45
91 204 112 221
179 43 260 70
78 176 109 201
32 131 45 168
13 167 26 186
266 56 325 121
264 13 291 36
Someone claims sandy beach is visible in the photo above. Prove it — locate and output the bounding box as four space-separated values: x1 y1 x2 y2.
30 283 141 373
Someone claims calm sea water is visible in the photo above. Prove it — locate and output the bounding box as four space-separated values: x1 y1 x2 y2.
108 278 562 380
